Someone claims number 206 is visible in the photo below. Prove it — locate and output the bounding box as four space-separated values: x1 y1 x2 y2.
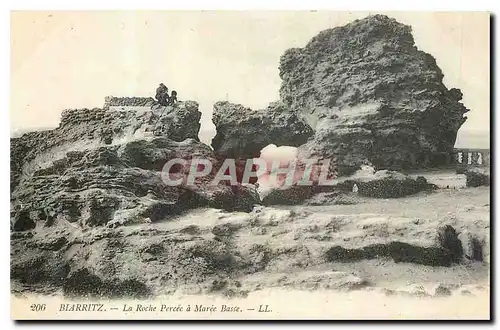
30 304 46 311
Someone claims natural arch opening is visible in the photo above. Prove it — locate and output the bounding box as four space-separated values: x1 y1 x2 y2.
256 144 298 196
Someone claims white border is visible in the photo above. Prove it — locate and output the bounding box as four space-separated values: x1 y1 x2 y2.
3 0 499 11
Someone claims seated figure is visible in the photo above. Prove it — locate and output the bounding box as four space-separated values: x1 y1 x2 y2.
155 83 170 106
167 90 178 106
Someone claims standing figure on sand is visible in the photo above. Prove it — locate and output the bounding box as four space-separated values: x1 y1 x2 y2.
155 83 178 106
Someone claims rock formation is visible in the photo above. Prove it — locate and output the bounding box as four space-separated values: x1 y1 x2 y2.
211 14 469 176
335 169 437 199
11 201 490 298
279 14 468 174
211 101 313 158
10 100 260 233
260 167 436 205
11 101 201 190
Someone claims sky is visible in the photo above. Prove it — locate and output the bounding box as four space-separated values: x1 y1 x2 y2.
10 11 490 147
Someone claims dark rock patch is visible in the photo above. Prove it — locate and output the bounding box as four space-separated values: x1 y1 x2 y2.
11 254 70 285
437 225 463 263
465 168 490 187
63 268 151 299
434 284 452 297
262 185 318 206
356 173 436 198
12 210 36 232
325 239 459 267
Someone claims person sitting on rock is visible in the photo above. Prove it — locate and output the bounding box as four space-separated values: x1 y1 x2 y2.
155 83 170 106
155 83 167 100
167 90 178 106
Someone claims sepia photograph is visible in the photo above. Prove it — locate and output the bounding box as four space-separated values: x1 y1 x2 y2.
9 10 491 320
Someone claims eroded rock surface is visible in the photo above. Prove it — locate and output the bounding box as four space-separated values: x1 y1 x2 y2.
11 100 261 233
11 101 201 191
10 14 488 301
104 96 156 109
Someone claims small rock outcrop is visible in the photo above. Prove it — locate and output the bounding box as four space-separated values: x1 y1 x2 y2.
465 168 490 187
352 171 436 198
434 284 452 297
436 225 463 263
459 229 485 262
332 167 436 199
261 185 319 206
324 224 467 267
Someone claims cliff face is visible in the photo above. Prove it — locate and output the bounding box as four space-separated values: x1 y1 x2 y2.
10 98 265 298
279 14 468 173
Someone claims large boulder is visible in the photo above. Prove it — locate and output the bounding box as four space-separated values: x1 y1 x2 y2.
279 14 468 173
459 229 485 262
